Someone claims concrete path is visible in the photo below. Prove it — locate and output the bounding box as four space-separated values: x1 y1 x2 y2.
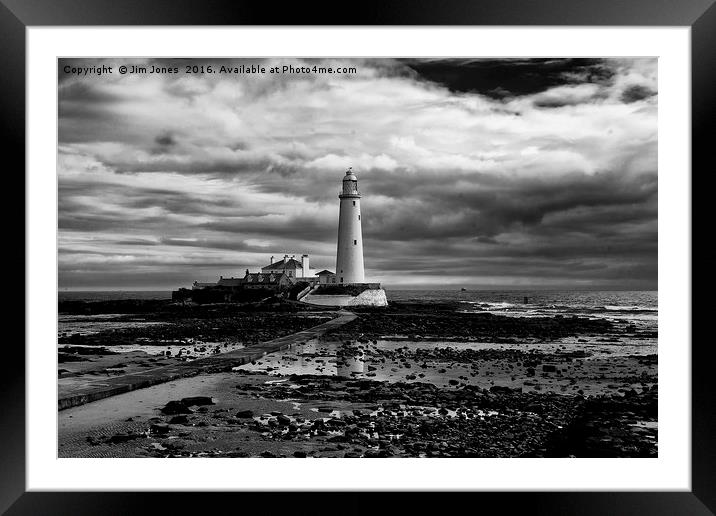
58 311 356 411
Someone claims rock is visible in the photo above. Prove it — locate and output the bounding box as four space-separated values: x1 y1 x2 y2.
160 400 193 415
150 423 170 435
235 410 254 418
293 451 307 458
181 396 214 406
542 364 557 373
86 435 102 446
277 414 291 425
107 432 142 444
169 415 189 424
489 385 516 394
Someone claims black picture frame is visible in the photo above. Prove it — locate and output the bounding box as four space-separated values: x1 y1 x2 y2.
3 1 713 514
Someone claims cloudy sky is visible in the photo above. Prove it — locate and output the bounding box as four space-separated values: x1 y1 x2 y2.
58 57 657 291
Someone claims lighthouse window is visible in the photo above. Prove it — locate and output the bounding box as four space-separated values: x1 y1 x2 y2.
354 240 357 245
358 215 360 220
352 201 356 206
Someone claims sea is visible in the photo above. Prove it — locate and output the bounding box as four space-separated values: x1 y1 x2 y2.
390 289 657 320
59 289 656 313
58 289 657 327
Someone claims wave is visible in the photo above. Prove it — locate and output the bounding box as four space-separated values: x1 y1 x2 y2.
461 301 516 309
600 305 658 313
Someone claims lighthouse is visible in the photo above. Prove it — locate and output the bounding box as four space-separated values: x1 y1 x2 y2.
335 168 365 284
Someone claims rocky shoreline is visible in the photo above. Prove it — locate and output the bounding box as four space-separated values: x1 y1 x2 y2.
324 310 654 343
58 299 658 458
59 369 657 458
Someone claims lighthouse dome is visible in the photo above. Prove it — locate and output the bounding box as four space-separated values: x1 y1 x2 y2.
340 168 360 197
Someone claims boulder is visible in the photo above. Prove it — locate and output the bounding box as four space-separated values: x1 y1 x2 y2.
489 385 516 394
181 396 214 406
160 400 193 415
150 423 170 435
107 432 142 444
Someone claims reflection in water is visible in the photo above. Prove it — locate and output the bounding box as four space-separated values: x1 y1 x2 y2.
336 348 365 377
291 339 366 378
298 340 318 368
233 335 657 396
300 341 317 355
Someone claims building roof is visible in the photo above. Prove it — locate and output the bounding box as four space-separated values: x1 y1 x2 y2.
216 277 244 287
315 269 335 276
261 258 303 271
244 272 288 284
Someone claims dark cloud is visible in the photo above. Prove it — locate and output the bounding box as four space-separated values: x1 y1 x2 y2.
621 84 657 103
401 58 615 99
154 132 177 148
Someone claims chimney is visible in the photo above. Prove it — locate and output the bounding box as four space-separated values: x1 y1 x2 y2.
270 255 274 264
301 254 309 278
284 254 288 263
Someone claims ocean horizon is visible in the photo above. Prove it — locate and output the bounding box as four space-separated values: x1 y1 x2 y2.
57 288 657 318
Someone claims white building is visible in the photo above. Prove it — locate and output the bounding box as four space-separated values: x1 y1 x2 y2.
316 269 337 284
335 168 365 284
261 254 314 279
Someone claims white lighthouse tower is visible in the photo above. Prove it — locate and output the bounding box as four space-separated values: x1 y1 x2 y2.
335 168 365 284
